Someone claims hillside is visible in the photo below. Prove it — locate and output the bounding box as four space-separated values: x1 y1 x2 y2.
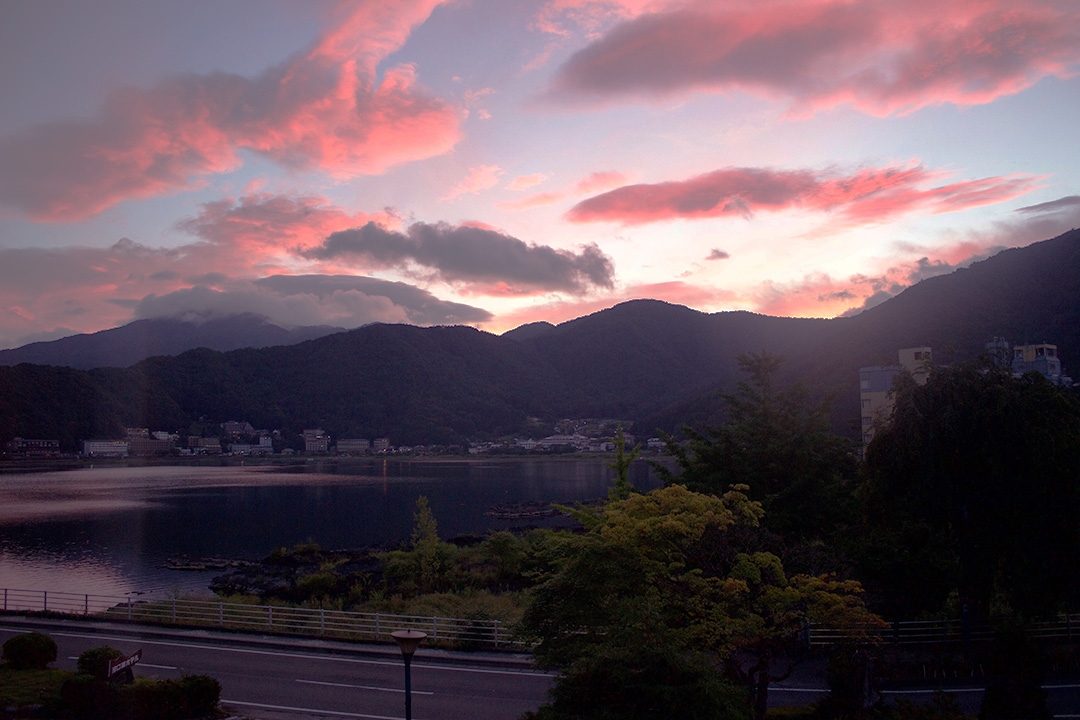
0 314 346 370
2 229 1078 449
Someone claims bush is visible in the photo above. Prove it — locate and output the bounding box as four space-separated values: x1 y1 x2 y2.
77 646 123 680
126 674 221 720
60 674 123 720
179 674 221 717
2 631 58 670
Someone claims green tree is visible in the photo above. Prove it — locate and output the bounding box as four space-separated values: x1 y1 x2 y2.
607 426 640 502
860 360 1080 620
657 353 857 540
518 484 881 720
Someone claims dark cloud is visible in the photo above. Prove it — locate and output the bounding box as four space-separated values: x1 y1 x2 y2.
1015 195 1080 215
706 249 730 260
302 221 615 294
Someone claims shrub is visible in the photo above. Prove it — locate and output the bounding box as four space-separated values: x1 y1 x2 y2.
2 631 58 670
179 674 221 717
77 646 123 680
60 674 123 720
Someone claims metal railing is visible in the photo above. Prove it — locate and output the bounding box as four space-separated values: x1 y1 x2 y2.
808 615 1080 646
0 588 520 650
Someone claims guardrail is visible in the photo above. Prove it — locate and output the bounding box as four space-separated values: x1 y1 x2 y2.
808 615 1080 646
0 588 520 650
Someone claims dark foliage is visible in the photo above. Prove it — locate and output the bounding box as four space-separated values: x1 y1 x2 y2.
860 360 1080 619
1 632 57 670
76 646 124 680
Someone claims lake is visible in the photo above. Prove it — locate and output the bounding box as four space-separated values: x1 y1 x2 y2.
0 457 664 600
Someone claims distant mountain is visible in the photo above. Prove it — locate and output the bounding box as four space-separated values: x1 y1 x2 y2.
2 229 1078 449
0 314 347 369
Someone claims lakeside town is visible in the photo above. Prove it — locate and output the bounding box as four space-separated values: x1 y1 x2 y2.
3 420 669 461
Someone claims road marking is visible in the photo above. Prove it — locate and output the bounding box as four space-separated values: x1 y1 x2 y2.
297 678 434 695
11 626 552 678
770 687 829 693
66 656 177 671
224 698 410 719
882 688 984 694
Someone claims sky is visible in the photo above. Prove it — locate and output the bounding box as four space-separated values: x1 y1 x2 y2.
1 0 1079 350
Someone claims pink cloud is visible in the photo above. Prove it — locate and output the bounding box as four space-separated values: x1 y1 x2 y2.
0 1 460 222
499 169 629 210
441 165 504 202
177 193 398 254
507 173 551 191
752 236 1015 318
548 0 1080 116
566 164 1041 225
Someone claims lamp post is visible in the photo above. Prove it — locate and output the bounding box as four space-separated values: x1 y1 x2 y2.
390 630 426 720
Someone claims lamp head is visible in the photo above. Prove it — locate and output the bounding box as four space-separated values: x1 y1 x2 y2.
391 629 427 657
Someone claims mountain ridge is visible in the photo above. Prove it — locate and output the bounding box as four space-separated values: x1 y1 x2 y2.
2 229 1078 448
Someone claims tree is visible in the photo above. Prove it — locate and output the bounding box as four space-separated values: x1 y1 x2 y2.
607 426 640 502
861 360 1080 620
518 484 881 720
657 353 857 540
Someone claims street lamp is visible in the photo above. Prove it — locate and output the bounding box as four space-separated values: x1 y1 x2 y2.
391 630 426 720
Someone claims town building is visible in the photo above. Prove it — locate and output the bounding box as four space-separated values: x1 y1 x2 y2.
5 437 61 457
82 440 130 457
336 438 371 454
303 428 330 454
859 347 932 449
1011 343 1072 386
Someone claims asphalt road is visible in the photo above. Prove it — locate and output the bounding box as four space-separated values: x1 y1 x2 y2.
5 618 1080 718
0 619 554 720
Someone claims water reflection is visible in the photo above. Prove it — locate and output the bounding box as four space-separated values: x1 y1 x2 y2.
0 458 664 599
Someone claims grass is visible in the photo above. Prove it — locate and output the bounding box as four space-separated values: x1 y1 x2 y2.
0 665 72 710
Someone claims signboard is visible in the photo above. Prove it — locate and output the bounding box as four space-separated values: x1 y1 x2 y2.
108 649 142 682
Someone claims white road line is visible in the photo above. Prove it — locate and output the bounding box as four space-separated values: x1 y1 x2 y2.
770 687 829 693
65 656 177 671
223 698 409 719
11 626 551 678
297 678 434 695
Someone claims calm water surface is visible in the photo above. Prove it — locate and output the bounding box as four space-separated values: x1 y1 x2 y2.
0 458 663 599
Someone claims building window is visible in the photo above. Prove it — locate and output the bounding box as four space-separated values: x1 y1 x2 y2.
862 416 873 427
860 378 870 390
861 399 871 410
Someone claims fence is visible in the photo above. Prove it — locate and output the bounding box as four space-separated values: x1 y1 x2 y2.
808 614 1080 646
0 588 520 650
7 587 1079 652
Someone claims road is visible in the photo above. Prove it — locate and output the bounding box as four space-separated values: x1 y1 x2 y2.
0 619 554 720
5 618 1080 718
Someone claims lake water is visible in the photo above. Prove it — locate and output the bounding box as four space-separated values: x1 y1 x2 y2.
0 458 664 600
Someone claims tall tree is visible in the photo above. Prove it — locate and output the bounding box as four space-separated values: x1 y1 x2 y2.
657 352 857 540
861 360 1080 620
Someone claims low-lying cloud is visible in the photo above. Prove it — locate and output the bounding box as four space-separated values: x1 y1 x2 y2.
134 275 491 328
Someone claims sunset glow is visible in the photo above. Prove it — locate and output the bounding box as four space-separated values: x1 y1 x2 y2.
0 0 1078 348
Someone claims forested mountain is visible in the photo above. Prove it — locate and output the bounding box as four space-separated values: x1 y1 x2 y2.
2 229 1078 449
0 314 346 370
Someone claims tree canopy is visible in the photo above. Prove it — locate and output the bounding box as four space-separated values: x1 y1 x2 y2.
518 484 881 720
860 360 1080 620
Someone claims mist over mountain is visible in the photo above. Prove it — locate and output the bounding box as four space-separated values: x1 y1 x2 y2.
2 230 1077 450
0 314 346 370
